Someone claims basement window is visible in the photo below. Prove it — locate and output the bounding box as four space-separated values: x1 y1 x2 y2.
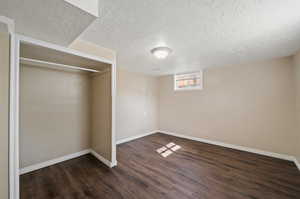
174 71 203 91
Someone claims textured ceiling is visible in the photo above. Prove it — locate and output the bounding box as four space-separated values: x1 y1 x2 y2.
0 0 96 46
79 0 300 76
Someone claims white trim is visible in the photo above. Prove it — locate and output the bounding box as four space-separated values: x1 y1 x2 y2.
20 149 91 175
116 130 300 171
111 61 117 166
0 16 15 33
174 87 203 91
16 34 113 65
10 35 20 199
293 157 300 171
116 131 158 145
158 130 295 161
10 34 118 199
19 148 119 175
1 15 16 199
20 57 100 73
90 150 116 168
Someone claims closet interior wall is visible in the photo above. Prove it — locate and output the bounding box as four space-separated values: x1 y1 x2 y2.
91 70 112 161
19 41 113 171
20 64 92 168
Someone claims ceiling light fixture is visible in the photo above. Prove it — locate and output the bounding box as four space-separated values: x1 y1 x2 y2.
151 46 172 59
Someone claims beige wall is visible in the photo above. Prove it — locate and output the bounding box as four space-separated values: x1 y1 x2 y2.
70 40 160 145
69 39 116 62
20 65 91 168
70 40 114 162
91 71 112 161
293 52 300 162
0 32 9 199
70 40 159 145
116 69 159 141
70 39 299 162
159 57 298 156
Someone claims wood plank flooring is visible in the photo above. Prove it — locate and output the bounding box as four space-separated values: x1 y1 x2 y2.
21 133 300 199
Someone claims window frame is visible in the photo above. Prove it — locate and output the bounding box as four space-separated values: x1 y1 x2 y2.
174 71 203 91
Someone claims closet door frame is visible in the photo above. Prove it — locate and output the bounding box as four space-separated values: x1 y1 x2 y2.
0 16 16 199
9 34 117 199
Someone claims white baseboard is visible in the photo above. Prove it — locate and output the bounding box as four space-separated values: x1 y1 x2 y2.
90 150 116 168
116 130 158 145
18 131 300 173
160 130 300 171
293 157 300 170
113 130 300 171
20 149 91 175
20 148 117 175
158 130 295 161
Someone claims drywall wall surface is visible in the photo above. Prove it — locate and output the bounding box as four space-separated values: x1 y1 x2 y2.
159 57 298 156
116 69 159 141
293 51 300 162
70 39 114 162
69 39 116 62
20 65 91 168
91 71 112 161
0 31 9 199
64 0 99 17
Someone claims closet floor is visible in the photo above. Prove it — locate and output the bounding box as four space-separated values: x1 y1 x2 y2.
21 133 300 199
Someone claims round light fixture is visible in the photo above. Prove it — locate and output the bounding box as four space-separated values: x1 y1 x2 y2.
151 46 172 59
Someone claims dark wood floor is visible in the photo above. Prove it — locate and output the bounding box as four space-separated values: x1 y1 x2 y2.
21 133 300 199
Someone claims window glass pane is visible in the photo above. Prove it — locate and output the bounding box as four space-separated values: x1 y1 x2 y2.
174 71 202 90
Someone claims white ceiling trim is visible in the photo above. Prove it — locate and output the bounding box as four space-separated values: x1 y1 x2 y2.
0 15 14 33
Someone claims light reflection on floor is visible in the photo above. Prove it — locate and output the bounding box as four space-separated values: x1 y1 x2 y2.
156 142 181 157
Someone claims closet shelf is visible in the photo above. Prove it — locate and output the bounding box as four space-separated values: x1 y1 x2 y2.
20 57 100 73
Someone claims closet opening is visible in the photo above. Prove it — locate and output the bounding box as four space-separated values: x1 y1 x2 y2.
10 35 116 199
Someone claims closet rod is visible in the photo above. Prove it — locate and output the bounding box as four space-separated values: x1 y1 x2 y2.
20 57 100 73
